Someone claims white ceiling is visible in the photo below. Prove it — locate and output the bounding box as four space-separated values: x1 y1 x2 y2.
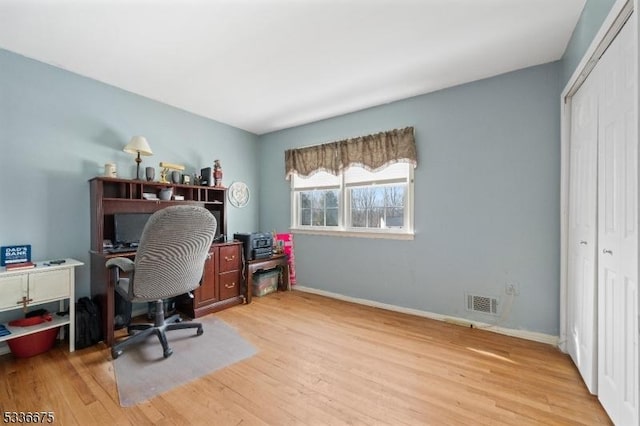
0 0 585 135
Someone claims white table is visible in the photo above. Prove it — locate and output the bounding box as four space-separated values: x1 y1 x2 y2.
0 259 83 353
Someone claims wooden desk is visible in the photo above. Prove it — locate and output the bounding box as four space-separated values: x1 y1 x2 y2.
91 242 243 347
244 254 290 304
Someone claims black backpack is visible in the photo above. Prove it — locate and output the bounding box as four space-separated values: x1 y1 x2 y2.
75 297 102 349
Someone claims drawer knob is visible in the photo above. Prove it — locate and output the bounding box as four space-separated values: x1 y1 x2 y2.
224 282 236 289
225 255 235 262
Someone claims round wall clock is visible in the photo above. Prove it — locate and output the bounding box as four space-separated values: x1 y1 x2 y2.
228 181 250 208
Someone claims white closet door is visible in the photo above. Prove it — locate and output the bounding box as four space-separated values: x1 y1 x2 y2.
567 67 599 394
597 18 638 426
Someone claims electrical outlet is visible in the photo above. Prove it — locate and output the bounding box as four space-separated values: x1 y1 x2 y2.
505 282 520 296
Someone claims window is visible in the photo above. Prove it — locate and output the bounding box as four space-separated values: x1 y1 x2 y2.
285 126 416 239
291 163 414 239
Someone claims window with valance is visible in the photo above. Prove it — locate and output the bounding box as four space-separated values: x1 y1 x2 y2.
285 127 417 239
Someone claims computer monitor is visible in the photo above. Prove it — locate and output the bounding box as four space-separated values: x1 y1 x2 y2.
113 213 152 246
211 210 221 239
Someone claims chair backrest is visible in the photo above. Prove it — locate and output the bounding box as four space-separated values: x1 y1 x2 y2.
130 205 217 300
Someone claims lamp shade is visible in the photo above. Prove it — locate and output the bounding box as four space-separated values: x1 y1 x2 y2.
124 136 153 156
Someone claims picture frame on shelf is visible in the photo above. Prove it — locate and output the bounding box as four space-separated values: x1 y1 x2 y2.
1 244 31 266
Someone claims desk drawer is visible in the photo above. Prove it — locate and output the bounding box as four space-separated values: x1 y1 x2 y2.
219 271 240 300
219 245 241 273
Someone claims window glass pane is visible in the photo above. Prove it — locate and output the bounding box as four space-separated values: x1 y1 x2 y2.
311 192 323 209
300 192 311 208
348 184 407 229
384 186 405 207
351 187 383 209
326 190 339 207
312 209 325 226
298 189 340 227
351 208 366 228
326 208 339 226
385 207 404 227
301 209 311 226
367 207 384 228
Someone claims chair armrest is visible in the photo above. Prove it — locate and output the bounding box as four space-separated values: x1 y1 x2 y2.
105 257 135 273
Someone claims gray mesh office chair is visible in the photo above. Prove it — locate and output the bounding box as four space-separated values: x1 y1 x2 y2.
106 205 216 359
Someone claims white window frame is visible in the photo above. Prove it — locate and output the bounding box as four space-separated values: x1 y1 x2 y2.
290 164 415 240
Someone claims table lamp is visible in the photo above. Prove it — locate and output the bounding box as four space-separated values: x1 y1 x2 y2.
123 136 153 180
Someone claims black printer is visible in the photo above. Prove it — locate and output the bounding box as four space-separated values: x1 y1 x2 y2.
234 232 273 260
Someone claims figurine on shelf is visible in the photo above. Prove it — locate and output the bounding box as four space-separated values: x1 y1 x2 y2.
214 159 223 187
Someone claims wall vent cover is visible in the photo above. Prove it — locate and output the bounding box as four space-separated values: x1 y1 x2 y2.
466 293 498 315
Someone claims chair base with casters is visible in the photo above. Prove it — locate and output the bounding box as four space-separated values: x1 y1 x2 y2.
111 299 203 359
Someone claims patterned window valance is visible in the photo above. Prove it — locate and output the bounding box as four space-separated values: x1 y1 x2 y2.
285 126 416 180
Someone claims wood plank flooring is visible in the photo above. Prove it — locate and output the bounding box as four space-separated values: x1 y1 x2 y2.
0 290 611 425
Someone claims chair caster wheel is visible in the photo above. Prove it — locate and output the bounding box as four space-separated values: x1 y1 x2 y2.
112 349 122 359
197 326 203 336
163 348 173 358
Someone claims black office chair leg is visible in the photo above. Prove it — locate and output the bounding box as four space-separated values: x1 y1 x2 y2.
111 326 156 359
166 321 204 336
154 328 173 358
112 300 203 359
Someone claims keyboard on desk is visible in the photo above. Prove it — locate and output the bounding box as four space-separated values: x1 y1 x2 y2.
107 246 137 254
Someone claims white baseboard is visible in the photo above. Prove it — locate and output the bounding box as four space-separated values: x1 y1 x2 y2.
294 285 558 346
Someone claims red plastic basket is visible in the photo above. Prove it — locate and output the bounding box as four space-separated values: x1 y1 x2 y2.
7 327 60 358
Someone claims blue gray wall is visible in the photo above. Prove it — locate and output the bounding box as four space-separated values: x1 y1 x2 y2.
561 0 618 87
256 0 619 338
0 0 618 335
0 49 260 299
259 63 562 335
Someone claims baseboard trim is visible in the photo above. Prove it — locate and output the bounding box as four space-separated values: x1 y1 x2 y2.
294 285 558 346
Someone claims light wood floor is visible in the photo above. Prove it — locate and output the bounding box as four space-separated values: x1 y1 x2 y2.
0 290 610 425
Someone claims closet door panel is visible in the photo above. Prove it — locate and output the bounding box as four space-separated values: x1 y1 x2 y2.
596 18 638 426
567 63 599 394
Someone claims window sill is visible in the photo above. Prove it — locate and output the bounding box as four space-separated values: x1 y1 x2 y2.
290 227 415 240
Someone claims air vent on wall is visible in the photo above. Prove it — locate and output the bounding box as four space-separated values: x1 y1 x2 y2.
466 293 498 315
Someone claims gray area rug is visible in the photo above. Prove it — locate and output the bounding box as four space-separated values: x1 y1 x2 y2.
113 316 256 407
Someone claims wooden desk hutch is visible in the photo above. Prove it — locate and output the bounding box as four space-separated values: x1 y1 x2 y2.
89 177 244 347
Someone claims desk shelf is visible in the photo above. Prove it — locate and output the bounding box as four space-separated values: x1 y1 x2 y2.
90 177 228 253
244 254 290 304
0 315 70 344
